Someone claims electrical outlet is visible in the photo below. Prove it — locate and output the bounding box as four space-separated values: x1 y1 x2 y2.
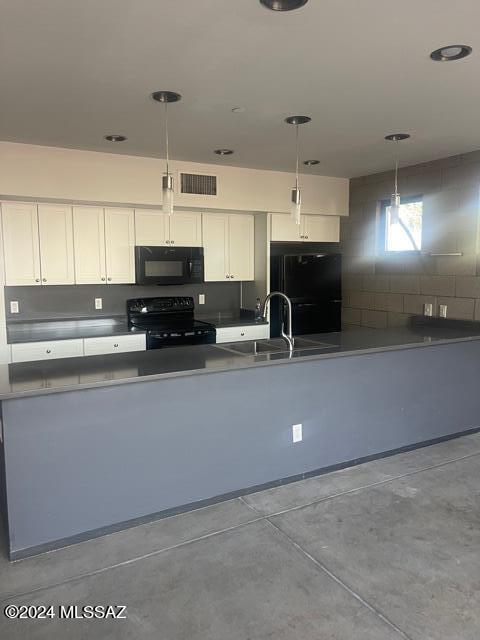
198 294 205 305
95 298 103 310
423 303 433 317
439 304 447 318
292 423 303 443
10 301 19 314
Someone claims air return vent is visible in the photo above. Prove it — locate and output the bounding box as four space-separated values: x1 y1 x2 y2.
180 173 217 196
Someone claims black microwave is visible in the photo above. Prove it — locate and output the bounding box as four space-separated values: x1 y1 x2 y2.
135 246 204 285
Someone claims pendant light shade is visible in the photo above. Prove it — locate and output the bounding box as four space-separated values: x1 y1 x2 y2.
285 115 311 225
152 91 182 215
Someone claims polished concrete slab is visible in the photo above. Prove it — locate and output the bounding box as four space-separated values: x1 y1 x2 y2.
1 433 479 639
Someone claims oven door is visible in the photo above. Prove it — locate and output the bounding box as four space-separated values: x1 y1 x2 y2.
135 246 204 285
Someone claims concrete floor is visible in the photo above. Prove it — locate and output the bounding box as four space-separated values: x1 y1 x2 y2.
1 433 480 639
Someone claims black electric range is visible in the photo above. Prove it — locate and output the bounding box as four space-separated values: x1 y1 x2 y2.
127 297 216 349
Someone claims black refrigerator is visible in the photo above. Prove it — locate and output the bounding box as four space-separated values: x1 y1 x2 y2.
270 253 342 337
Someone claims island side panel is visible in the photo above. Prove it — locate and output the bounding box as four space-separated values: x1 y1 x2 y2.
3 339 480 558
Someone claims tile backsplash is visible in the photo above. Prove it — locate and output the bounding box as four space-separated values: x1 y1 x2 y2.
5 282 241 322
341 150 480 328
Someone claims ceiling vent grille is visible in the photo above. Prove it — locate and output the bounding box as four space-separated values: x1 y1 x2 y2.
180 173 217 196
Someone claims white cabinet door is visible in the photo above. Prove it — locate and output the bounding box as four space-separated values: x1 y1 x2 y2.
11 339 84 363
37 204 75 285
84 334 146 356
2 202 41 286
104 208 135 283
302 215 340 242
202 214 229 281
169 211 202 246
73 206 107 284
228 214 254 281
216 324 269 343
135 209 169 246
271 213 301 242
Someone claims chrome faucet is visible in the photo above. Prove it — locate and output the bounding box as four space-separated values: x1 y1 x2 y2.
261 291 294 352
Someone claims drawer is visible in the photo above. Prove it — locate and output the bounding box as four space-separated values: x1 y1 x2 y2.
83 334 146 356
215 324 269 344
11 339 84 363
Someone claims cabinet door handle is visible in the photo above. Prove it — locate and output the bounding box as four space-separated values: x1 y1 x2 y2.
35 278 40 283
305 235 309 239
171 240 174 244
230 275 234 279
42 278 47 282
226 275 230 279
101 277 106 281
240 332 245 337
114 344 119 348
166 240 170 244
107 277 112 281
46 349 51 354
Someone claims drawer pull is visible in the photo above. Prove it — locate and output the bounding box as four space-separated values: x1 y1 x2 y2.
46 349 51 354
240 332 245 336
114 344 119 348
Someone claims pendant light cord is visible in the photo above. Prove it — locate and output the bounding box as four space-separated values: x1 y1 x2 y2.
295 124 300 189
164 101 170 177
394 140 399 195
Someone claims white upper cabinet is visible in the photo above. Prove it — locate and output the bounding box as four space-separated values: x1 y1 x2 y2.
270 213 340 243
271 213 301 242
228 214 254 281
134 209 169 246
202 214 229 281
2 202 41 285
302 215 340 242
134 209 201 247
37 204 75 285
202 213 254 282
104 208 135 283
73 206 106 284
169 211 202 246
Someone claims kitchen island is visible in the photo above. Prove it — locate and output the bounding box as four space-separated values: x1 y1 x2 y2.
2 320 480 559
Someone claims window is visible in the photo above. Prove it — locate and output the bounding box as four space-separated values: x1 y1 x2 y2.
380 196 423 252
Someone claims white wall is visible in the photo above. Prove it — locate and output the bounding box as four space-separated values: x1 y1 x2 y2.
0 142 349 216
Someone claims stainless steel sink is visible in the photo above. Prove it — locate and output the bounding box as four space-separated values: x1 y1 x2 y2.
216 336 335 356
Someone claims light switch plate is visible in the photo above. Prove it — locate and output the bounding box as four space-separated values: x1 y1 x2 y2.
10 301 19 314
439 304 447 318
423 303 433 317
198 294 205 305
292 423 303 443
95 298 103 310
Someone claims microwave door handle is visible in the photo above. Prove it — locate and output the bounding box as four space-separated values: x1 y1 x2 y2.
187 260 193 277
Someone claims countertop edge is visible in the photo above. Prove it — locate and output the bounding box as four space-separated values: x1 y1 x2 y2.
3 333 480 401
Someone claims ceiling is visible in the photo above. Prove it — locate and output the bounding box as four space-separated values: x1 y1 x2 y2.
1 0 480 178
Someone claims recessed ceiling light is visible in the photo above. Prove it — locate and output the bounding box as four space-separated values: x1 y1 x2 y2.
104 135 127 142
214 149 234 155
303 159 320 166
385 133 410 141
430 45 472 61
151 91 182 103
260 0 308 11
231 107 246 113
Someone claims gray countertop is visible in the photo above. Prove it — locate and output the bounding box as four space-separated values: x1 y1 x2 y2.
7 317 144 344
3 324 480 400
196 312 268 328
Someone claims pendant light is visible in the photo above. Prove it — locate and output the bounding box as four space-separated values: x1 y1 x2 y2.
152 91 182 215
285 115 311 225
385 133 410 223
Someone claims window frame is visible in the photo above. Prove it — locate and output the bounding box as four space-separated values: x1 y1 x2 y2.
378 194 423 255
